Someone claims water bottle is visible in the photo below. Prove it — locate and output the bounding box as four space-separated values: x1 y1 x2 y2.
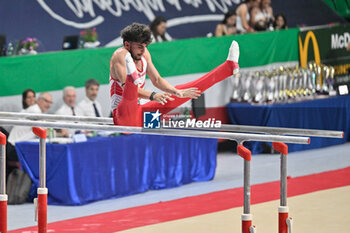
183 107 190 120
7 42 14 56
79 38 85 49
48 128 54 142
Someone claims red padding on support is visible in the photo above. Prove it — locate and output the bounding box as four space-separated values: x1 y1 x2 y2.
237 145 251 161
273 142 288 155
0 200 7 233
32 127 46 139
279 212 289 233
38 194 47 233
0 132 6 145
242 220 252 233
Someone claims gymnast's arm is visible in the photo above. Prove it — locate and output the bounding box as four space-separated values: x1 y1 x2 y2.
109 48 128 84
144 48 200 98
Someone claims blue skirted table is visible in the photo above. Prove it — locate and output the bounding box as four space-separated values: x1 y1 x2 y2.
15 135 217 205
227 95 350 154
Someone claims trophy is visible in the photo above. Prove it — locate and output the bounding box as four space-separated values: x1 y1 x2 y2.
328 66 336 96
230 61 336 104
253 71 267 103
277 66 287 101
231 72 242 101
272 72 280 102
296 67 305 97
313 63 322 92
321 65 330 94
292 68 300 98
307 62 317 96
267 71 277 102
301 69 311 96
285 69 294 99
242 72 253 103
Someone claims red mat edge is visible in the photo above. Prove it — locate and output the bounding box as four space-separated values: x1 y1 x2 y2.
10 166 350 233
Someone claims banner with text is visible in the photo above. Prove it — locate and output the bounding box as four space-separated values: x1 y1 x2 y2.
0 0 243 52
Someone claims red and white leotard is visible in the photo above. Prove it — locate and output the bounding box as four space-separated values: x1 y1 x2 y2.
109 56 147 111
111 40 239 127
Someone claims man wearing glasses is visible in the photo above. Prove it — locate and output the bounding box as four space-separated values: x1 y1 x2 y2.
8 92 53 145
7 92 53 176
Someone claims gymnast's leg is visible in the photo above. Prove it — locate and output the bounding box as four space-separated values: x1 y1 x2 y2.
141 40 240 115
112 53 141 126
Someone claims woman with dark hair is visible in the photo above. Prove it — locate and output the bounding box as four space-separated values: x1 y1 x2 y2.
22 89 36 109
149 16 172 42
215 9 237 36
250 0 274 31
236 0 261 33
274 13 288 30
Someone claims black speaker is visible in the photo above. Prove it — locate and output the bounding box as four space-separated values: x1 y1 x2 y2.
62 35 79 50
191 93 206 118
0 34 6 56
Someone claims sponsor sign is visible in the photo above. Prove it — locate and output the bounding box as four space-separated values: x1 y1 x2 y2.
299 24 350 93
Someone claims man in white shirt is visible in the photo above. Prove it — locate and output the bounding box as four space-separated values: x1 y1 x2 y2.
8 92 53 145
7 92 55 176
77 79 103 117
55 86 83 116
55 86 83 135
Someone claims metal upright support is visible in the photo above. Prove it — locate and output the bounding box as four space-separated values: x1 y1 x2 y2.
273 142 292 233
237 144 256 233
32 127 47 233
0 132 7 233
39 136 46 189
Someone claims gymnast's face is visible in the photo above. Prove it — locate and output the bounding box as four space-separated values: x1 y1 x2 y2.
128 42 146 61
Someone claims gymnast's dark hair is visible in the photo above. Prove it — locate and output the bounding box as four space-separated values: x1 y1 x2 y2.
121 23 152 45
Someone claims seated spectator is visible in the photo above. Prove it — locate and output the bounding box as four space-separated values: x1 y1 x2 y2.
274 13 288 30
149 16 172 42
7 92 53 176
55 86 82 136
236 0 261 33
22 89 36 109
9 92 53 145
55 86 83 116
77 79 103 117
250 0 274 31
215 9 237 37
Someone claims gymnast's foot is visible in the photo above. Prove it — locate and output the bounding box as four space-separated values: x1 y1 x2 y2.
227 40 240 75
